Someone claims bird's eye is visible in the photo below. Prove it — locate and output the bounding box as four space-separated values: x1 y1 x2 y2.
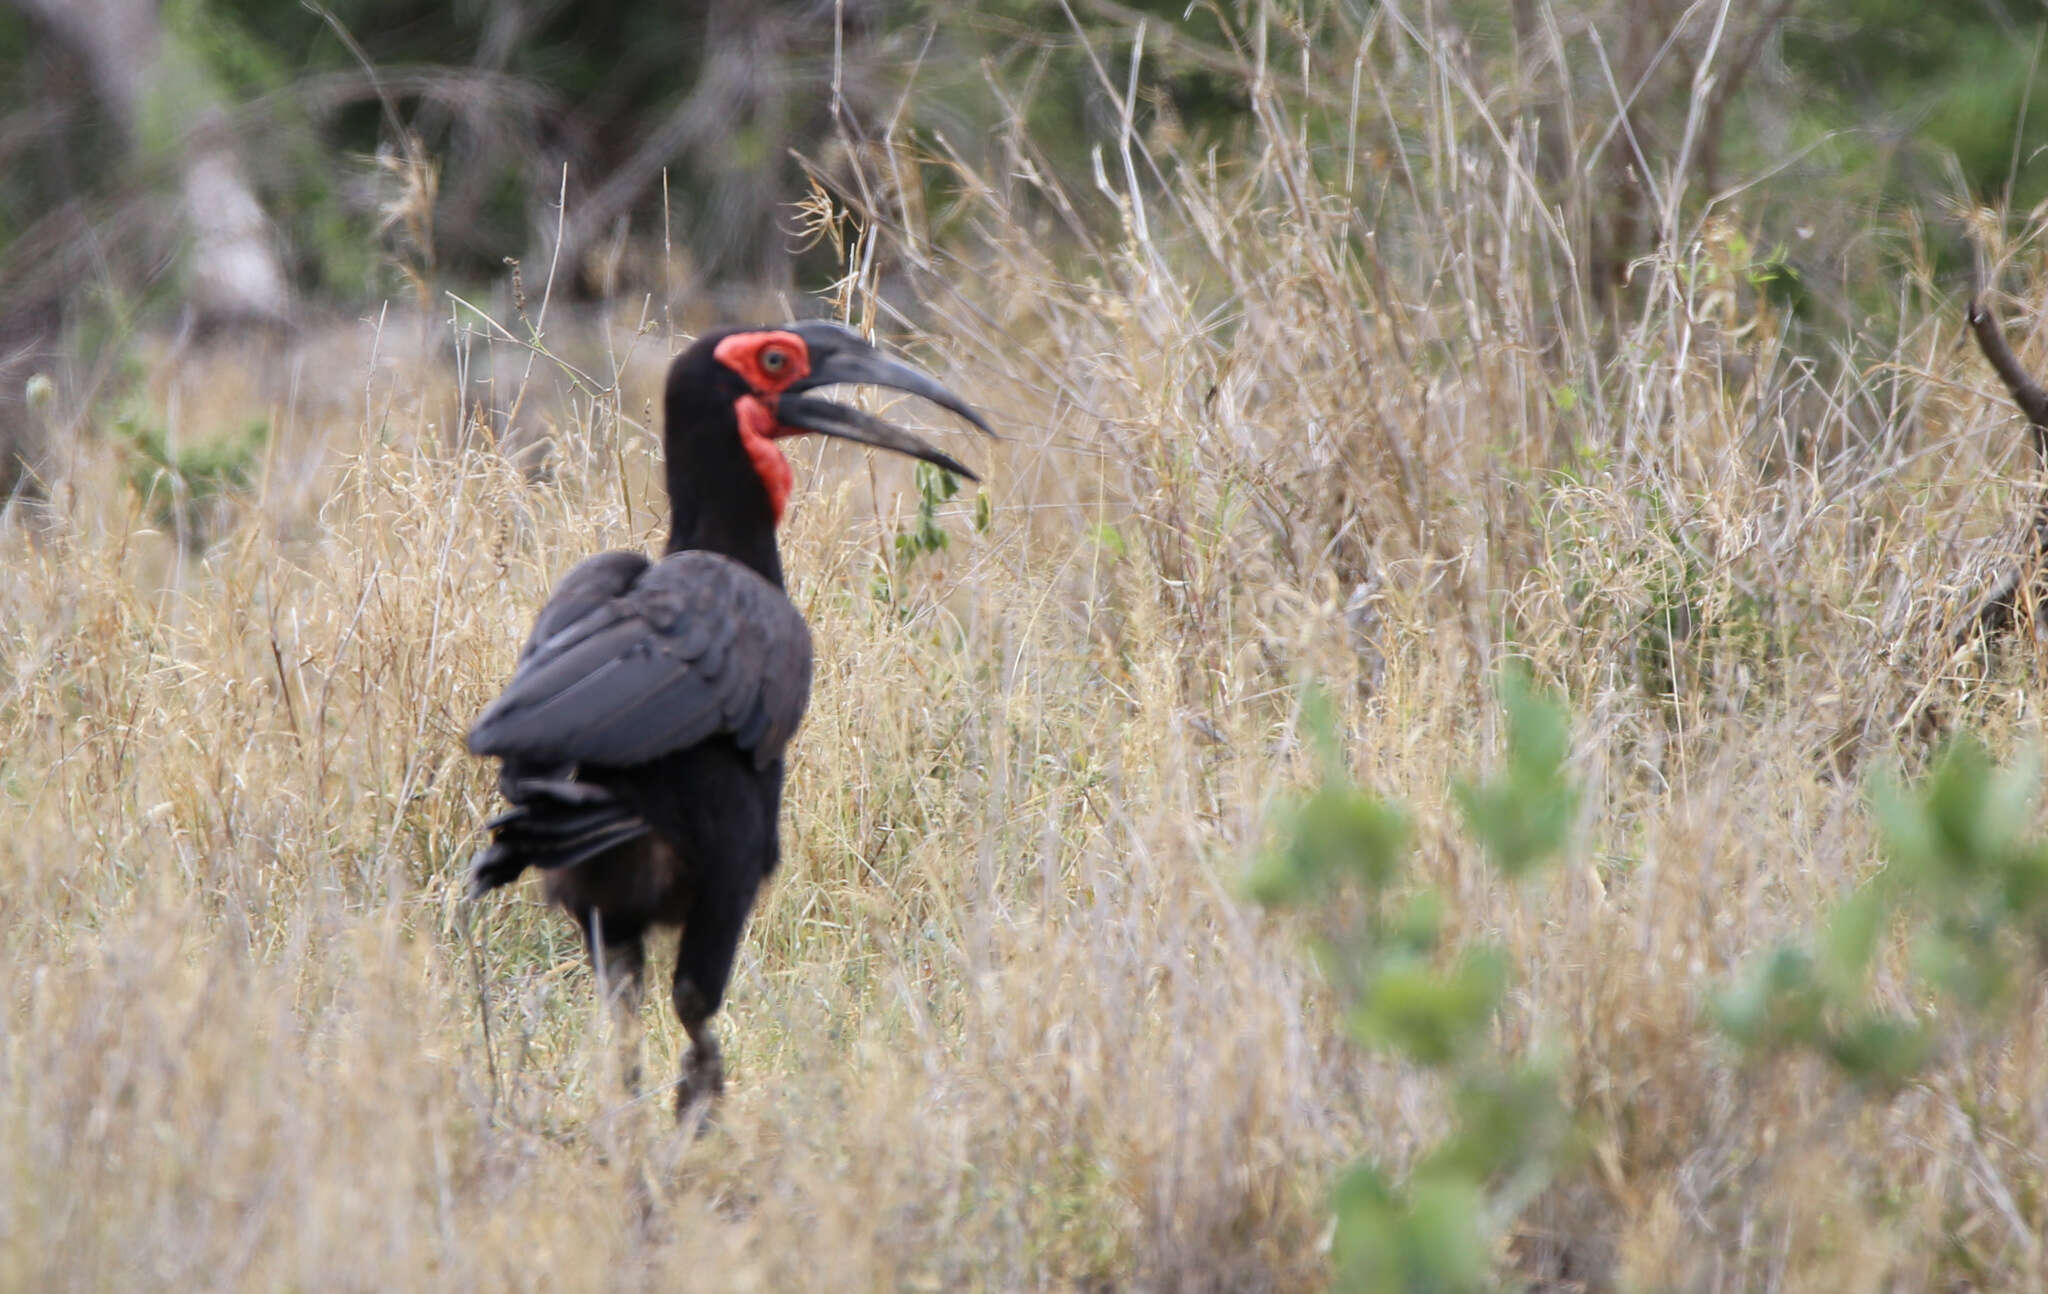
760 348 789 374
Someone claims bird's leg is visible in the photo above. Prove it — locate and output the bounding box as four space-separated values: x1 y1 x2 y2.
670 871 762 1119
583 913 646 1098
671 979 723 1117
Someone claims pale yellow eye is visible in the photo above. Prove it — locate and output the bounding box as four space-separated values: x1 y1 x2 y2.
760 348 789 374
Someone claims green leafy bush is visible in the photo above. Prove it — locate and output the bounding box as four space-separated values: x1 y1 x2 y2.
1255 669 1580 1292
1715 737 2048 1089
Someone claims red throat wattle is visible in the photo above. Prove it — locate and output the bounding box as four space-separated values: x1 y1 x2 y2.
734 395 793 523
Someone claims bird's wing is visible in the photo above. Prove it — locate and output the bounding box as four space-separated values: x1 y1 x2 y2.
467 550 814 769
514 550 653 662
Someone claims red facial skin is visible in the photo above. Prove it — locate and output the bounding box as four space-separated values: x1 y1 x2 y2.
713 330 813 524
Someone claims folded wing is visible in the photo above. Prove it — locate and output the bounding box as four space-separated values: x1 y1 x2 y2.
469 549 814 771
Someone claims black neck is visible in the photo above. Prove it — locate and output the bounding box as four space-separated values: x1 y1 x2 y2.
661 389 785 588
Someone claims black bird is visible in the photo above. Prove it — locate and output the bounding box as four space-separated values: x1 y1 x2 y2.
466 322 991 1116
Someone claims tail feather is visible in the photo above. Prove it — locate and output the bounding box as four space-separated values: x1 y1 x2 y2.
466 774 649 899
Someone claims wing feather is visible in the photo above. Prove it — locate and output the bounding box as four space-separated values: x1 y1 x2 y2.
468 549 813 770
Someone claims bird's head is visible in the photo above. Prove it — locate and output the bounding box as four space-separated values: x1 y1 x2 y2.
671 321 993 524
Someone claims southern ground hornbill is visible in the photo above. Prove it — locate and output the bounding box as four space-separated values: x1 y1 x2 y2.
466 322 990 1116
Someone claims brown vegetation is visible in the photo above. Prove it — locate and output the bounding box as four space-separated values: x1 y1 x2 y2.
10 9 2048 1289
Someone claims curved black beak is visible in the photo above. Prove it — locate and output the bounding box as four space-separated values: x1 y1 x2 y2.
774 396 980 481
783 321 996 438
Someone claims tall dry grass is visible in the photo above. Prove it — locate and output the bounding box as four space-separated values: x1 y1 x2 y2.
9 6 2048 1290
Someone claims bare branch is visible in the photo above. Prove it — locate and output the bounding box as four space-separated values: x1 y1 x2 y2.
1968 299 2048 460
1953 301 2048 647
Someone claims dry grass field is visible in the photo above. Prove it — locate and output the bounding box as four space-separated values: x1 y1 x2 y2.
11 26 2048 1291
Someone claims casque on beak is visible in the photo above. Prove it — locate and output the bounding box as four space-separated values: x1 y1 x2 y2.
772 322 995 478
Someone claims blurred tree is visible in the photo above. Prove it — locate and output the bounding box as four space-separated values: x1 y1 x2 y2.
5 0 289 325
1782 2 2048 219
0 0 293 494
0 0 911 339
3 0 2047 378
269 0 900 294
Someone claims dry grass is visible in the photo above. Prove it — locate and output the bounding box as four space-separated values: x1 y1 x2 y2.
11 9 2048 1291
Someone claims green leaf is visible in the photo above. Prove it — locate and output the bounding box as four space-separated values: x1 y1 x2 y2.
915 461 962 503
1250 784 1413 907
1824 1011 1931 1089
1331 1164 1489 1294
1330 1163 1403 1293
2001 847 2048 921
1820 887 1888 992
1877 738 2040 888
1453 663 1578 878
1352 949 1507 1065
1425 1060 1571 1183
1398 1175 1491 1293
1710 944 1825 1051
1386 890 1446 958
1913 922 2006 1011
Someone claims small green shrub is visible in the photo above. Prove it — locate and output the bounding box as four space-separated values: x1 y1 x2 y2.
1715 737 2048 1089
120 415 266 544
894 461 963 567
1255 669 1580 1293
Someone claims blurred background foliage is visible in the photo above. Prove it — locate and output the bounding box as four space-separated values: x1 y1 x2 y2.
5 0 2048 488
0 0 1250 316
4 1 2046 312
